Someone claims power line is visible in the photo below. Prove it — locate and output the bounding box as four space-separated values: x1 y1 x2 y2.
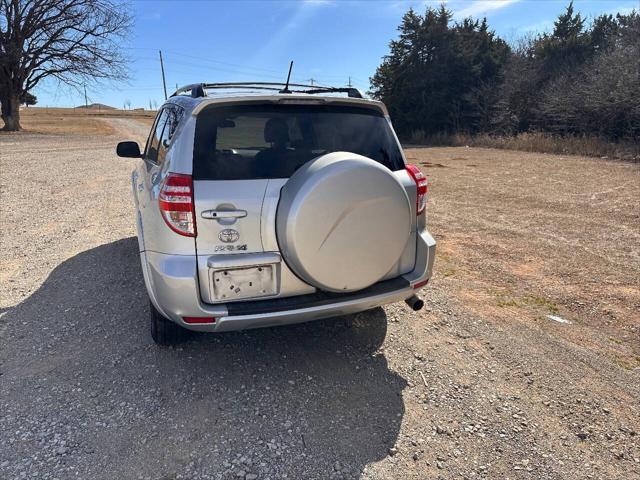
133 51 362 86
134 56 287 81
124 47 286 75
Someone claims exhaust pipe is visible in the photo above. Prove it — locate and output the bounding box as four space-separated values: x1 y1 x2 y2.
405 295 424 311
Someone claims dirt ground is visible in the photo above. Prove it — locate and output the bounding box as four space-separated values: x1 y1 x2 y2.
410 147 640 369
1 114 638 480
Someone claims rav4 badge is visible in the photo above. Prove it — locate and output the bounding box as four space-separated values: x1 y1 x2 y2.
218 229 240 243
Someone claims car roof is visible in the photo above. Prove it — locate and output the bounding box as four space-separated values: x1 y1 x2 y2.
165 92 389 117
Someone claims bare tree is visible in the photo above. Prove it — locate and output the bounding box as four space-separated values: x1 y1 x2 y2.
0 0 131 131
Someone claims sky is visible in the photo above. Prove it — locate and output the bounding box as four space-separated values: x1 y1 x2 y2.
34 0 638 109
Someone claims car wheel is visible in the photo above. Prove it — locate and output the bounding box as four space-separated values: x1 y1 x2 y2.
149 301 186 346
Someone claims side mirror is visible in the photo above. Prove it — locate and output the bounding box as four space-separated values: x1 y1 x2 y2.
116 141 142 158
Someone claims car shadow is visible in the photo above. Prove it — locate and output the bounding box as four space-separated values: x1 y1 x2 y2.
0 237 406 480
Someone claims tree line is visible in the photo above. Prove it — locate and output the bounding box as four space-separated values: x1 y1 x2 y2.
370 2 640 143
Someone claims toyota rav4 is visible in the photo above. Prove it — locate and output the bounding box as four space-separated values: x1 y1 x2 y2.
116 82 436 346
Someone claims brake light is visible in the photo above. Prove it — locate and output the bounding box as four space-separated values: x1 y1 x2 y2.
159 173 197 237
405 164 428 215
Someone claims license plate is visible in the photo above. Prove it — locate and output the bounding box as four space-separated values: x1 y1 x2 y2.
211 265 277 301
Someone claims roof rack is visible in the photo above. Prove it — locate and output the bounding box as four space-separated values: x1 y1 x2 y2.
170 82 363 99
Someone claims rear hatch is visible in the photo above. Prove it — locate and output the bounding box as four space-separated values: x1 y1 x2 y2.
192 101 418 304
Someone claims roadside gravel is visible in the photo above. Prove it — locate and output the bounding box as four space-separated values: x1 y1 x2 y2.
1 121 638 479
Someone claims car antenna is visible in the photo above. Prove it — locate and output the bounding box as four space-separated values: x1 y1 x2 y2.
280 61 294 94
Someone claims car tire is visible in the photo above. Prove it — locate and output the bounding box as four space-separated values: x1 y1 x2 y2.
150 301 186 346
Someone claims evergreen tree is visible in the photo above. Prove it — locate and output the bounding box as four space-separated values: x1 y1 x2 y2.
370 5 508 137
371 2 638 141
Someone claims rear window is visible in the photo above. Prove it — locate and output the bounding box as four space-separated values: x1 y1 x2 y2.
193 104 405 180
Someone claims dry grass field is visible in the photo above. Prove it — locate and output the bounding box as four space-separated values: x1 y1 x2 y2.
15 106 155 135
1 110 638 480
408 147 640 369
408 131 640 161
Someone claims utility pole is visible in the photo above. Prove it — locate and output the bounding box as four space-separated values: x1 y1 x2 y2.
347 76 352 87
307 78 315 86
159 50 168 100
84 84 88 108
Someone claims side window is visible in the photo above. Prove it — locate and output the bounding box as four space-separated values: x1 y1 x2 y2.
144 109 163 157
145 109 169 163
156 106 184 164
166 106 184 142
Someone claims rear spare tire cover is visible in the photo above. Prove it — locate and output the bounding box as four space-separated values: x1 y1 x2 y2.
276 151 412 292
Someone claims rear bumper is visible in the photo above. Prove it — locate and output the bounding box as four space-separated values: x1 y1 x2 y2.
142 229 436 333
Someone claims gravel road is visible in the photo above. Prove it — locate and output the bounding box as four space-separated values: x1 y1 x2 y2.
1 118 638 480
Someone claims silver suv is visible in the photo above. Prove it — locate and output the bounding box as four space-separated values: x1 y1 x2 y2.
116 82 436 346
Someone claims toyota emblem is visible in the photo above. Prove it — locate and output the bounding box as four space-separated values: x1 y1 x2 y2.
218 229 240 243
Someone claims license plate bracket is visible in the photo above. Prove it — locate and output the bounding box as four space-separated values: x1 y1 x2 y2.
211 265 277 301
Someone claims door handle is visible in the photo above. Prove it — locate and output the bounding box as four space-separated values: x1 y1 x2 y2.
201 209 247 219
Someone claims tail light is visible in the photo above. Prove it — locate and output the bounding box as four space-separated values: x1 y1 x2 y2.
405 164 428 215
159 173 197 237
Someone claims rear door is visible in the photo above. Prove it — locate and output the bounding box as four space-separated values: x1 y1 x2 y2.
192 108 277 304
192 101 417 304
192 112 271 256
